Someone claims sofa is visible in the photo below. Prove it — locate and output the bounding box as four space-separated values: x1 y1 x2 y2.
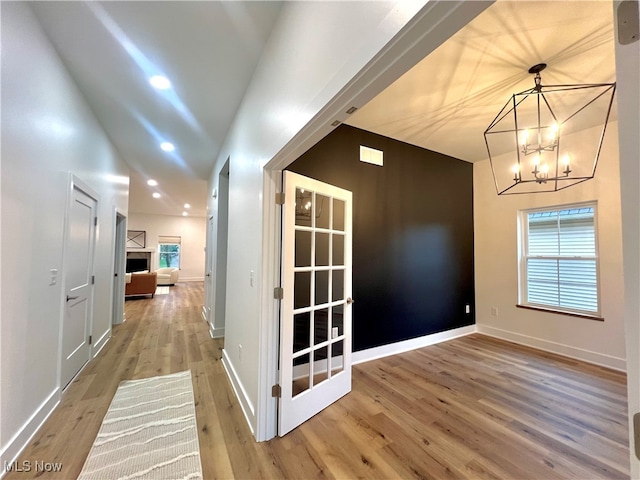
156 267 179 286
125 271 157 298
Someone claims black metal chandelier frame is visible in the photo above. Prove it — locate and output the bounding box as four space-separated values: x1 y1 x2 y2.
484 63 616 195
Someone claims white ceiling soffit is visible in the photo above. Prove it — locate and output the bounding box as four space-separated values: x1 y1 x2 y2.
30 1 283 215
347 0 616 163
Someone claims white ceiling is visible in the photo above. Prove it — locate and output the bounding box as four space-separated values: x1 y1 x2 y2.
29 1 616 217
347 0 616 163
30 1 283 217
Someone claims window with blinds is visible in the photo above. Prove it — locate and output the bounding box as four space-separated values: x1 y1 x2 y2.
520 204 599 315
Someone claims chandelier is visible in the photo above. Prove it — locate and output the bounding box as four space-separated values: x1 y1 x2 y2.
484 63 616 195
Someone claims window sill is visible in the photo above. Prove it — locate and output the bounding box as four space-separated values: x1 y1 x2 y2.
516 304 604 321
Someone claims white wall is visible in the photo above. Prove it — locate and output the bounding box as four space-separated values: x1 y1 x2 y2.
127 212 206 282
0 2 129 466
474 121 626 370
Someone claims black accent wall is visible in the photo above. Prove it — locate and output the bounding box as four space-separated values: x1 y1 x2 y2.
286 125 475 352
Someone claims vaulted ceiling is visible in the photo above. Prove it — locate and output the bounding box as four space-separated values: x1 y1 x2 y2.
347 1 616 163
29 1 616 217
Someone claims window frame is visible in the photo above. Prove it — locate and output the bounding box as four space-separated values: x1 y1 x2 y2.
158 242 181 269
517 201 602 319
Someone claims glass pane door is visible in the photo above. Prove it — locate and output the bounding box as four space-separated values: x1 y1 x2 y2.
279 171 352 436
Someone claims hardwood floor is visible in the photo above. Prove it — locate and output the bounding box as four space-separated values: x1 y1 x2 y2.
6 282 629 479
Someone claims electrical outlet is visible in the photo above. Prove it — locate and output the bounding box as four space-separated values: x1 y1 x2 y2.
238 344 243 361
465 304 470 314
491 307 499 317
249 270 254 287
50 269 58 286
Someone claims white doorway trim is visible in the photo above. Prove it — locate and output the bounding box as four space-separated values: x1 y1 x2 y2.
58 173 100 390
613 0 640 474
256 0 495 441
211 159 230 339
203 214 215 324
112 209 127 325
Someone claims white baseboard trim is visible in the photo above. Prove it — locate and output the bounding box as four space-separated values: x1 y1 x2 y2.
92 329 111 357
221 349 256 437
0 388 60 477
179 277 204 283
352 325 476 365
476 325 627 372
211 326 225 339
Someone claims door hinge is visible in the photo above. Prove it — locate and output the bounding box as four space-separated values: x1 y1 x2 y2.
89 335 92 345
91 275 95 285
274 287 283 300
272 384 282 398
94 217 98 226
275 192 285 205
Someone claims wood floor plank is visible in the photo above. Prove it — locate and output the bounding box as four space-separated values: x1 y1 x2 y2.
5 282 629 479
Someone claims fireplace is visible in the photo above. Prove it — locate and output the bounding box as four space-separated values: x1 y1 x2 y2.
126 250 153 272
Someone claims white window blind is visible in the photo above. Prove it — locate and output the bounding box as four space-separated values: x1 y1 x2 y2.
158 235 181 245
522 205 599 315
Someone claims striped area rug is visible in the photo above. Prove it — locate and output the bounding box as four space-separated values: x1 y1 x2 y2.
78 371 203 480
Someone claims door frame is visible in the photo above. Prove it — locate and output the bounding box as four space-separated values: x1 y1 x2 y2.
203 214 215 324
112 209 127 325
211 159 230 338
58 173 100 389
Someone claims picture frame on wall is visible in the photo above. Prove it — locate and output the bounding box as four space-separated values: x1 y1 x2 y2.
126 230 146 248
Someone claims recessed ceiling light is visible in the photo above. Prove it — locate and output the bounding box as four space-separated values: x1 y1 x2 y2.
149 75 171 90
152 192 161 199
160 142 175 152
184 203 191 209
182 211 188 217
147 179 158 186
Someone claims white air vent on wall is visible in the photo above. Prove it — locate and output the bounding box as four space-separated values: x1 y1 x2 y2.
360 145 383 166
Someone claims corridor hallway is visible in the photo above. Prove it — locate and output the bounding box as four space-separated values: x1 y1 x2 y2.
6 282 629 479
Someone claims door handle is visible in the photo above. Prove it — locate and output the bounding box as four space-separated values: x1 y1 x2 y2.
346 297 355 305
66 295 79 302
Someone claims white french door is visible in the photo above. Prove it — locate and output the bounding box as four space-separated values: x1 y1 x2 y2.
278 171 353 436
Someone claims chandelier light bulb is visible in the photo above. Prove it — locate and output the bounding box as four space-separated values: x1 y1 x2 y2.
520 129 529 146
512 164 520 174
541 164 549 175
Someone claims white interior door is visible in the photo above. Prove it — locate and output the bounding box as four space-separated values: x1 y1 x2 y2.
204 215 214 323
279 171 353 436
61 185 97 388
